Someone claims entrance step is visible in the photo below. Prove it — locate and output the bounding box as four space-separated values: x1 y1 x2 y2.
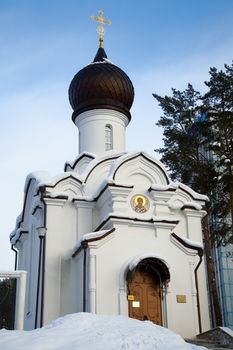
197 327 233 349
186 338 222 349
186 326 233 349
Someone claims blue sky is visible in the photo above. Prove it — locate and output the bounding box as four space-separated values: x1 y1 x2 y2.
1 0 233 270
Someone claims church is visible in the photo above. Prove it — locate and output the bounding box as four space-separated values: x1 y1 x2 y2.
10 11 211 338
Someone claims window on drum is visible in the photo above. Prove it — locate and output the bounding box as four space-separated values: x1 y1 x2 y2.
105 124 113 151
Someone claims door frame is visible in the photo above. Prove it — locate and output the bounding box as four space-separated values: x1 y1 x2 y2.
119 256 170 326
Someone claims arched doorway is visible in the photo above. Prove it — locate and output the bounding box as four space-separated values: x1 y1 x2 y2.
127 258 170 325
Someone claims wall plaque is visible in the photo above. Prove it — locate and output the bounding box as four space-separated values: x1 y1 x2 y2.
132 301 140 308
176 295 187 303
127 295 134 301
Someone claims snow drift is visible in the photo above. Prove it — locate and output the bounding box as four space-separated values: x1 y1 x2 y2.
0 313 206 350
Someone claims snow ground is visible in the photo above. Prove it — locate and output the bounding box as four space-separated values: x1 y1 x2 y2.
0 313 207 350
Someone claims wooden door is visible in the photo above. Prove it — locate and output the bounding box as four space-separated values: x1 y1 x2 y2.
128 269 162 325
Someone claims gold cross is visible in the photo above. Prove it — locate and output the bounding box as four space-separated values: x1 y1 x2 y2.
91 10 112 48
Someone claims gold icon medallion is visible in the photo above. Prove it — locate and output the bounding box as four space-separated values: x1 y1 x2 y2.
131 194 149 213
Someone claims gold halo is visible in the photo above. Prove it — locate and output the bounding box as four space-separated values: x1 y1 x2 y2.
134 195 146 206
131 194 149 212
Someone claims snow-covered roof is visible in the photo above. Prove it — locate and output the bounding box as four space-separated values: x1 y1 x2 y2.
89 57 114 65
178 236 203 250
24 171 50 193
150 183 178 191
37 171 83 188
11 150 209 245
19 151 209 203
10 228 28 245
64 151 96 171
169 201 203 211
108 151 170 184
178 183 209 202
171 233 203 253
72 229 115 257
82 151 125 183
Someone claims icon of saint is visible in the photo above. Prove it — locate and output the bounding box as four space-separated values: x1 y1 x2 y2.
134 196 147 213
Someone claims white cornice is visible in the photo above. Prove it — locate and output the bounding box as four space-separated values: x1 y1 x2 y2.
170 234 198 256
43 197 67 207
182 209 207 218
73 200 95 209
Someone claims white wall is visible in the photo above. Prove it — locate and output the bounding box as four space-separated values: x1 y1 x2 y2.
81 220 210 339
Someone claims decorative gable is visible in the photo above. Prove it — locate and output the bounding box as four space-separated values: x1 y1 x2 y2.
109 152 169 190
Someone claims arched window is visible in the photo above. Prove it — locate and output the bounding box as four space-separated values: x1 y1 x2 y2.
105 124 113 151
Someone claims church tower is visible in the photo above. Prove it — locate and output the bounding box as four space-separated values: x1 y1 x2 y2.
69 10 134 155
69 46 134 155
10 11 211 338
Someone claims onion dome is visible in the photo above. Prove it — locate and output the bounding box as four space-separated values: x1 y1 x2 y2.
69 47 134 122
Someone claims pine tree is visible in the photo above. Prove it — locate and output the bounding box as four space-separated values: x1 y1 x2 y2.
202 62 233 245
152 69 233 326
153 84 216 195
153 63 233 245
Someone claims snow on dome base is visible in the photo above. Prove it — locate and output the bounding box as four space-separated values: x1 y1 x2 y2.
0 313 206 350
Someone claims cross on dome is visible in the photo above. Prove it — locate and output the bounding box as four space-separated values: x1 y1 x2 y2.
90 10 112 48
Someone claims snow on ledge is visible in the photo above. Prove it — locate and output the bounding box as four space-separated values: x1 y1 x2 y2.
128 253 170 271
153 215 179 223
179 236 203 250
10 228 21 244
82 151 125 180
24 171 84 194
46 191 69 199
150 183 178 191
64 151 96 170
89 57 114 65
10 213 23 240
38 171 84 188
73 229 113 253
82 229 112 242
24 171 50 192
178 183 209 202
169 201 203 211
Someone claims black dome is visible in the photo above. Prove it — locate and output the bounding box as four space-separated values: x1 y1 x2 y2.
69 47 134 122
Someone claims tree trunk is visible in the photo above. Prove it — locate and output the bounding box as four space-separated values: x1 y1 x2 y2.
229 174 233 239
202 212 223 327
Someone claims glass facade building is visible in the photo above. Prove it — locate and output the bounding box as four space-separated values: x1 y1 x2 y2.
213 243 233 328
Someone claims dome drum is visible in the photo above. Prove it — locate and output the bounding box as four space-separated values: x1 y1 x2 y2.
71 97 132 123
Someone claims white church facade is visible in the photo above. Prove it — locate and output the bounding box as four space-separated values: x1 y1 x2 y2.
10 37 211 338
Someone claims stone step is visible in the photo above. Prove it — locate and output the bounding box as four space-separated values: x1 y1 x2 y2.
186 338 227 349
196 327 233 349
